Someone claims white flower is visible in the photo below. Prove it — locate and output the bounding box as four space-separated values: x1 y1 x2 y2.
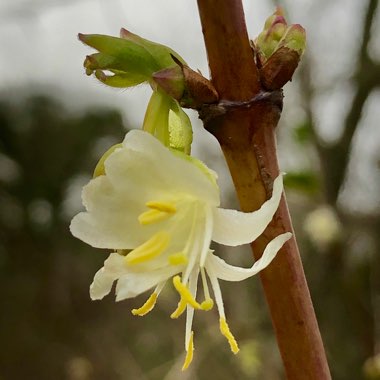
70 130 291 369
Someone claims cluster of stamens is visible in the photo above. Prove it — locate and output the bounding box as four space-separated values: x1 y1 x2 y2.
122 198 238 369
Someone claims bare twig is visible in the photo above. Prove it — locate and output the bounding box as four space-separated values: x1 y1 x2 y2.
196 0 331 378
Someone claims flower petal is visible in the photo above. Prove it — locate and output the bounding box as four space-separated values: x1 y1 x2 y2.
70 175 142 248
70 174 173 249
90 253 126 300
115 265 181 301
212 174 284 246
206 232 292 282
115 130 219 205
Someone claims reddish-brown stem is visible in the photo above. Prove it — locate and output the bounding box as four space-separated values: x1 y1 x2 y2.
197 1 331 378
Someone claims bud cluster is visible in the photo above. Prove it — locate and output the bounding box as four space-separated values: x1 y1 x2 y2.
254 7 306 90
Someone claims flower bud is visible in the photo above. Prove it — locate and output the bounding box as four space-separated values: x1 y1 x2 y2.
256 11 288 64
78 31 186 90
277 24 306 55
254 9 306 90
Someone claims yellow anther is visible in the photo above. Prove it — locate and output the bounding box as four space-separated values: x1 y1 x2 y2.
219 317 239 354
182 331 194 371
138 209 172 225
131 292 158 316
146 200 177 213
125 231 170 265
200 298 214 311
173 276 201 310
170 298 187 319
168 252 188 266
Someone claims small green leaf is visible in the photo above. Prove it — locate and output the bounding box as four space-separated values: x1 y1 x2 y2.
79 33 158 75
95 70 147 88
120 28 187 68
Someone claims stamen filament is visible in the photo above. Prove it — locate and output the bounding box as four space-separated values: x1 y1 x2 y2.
182 205 200 284
182 331 194 371
220 317 239 354
199 205 213 267
125 231 170 265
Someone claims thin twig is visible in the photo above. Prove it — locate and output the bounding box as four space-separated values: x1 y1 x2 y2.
196 0 331 378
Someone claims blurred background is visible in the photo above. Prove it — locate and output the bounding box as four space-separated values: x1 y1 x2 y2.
0 0 379 379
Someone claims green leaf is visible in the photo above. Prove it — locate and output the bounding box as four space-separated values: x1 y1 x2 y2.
94 70 147 88
79 33 159 75
120 28 187 68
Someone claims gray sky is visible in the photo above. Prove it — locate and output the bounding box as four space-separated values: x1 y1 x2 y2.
1 0 379 212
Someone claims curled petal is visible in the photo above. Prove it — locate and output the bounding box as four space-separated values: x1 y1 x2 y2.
90 268 117 300
90 253 127 300
206 232 292 282
115 265 181 301
70 176 151 249
212 174 284 246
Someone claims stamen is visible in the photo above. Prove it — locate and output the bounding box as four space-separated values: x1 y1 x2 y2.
199 205 214 267
170 298 187 319
219 317 239 354
146 200 177 213
168 252 188 266
200 299 214 311
200 267 213 310
125 231 170 265
182 205 199 284
131 292 158 316
172 275 201 309
182 331 194 371
138 209 173 225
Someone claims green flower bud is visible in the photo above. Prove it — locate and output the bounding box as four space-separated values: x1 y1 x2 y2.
79 33 158 76
256 16 287 60
78 31 187 91
93 143 123 177
143 90 192 154
277 24 306 55
255 8 306 89
263 6 284 29
168 102 192 154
